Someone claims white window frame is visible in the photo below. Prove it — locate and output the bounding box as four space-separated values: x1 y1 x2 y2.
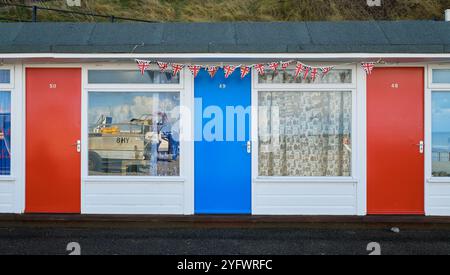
427 64 450 181
252 64 358 181
82 63 188 181
0 65 14 179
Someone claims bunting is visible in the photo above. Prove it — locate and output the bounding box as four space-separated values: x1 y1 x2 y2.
206 66 219 78
157 61 169 72
254 64 265 76
240 65 251 79
135 59 381 79
188 65 202 78
224 65 236 79
361 62 375 75
172 63 184 76
136 59 150 75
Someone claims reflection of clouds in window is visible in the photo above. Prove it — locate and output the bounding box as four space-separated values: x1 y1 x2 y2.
88 92 179 126
432 92 450 133
432 91 450 177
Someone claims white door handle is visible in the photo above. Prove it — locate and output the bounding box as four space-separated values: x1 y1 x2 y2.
72 140 81 153
246 141 251 154
417 140 424 154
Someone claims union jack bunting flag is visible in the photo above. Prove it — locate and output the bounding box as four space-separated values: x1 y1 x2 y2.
172 63 184 76
320 66 334 78
254 64 265 76
224 65 236 79
303 66 311 80
157 61 169 72
310 68 318 81
136 59 150 75
240 65 251 79
188 65 202 78
206 66 218 78
361 62 375 75
268 62 279 72
281 61 291 71
294 63 303 79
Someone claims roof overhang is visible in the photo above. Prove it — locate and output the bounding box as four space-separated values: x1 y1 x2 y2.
1 53 450 64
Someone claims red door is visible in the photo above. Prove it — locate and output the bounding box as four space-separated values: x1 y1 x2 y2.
367 67 424 215
26 68 81 213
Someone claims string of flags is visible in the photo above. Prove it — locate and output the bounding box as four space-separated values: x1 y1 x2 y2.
136 59 380 79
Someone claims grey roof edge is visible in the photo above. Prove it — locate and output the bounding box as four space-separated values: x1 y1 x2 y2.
0 21 449 54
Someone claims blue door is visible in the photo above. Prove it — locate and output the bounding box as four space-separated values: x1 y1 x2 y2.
194 69 251 214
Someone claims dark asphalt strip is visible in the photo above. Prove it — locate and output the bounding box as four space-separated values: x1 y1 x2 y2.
0 226 449 255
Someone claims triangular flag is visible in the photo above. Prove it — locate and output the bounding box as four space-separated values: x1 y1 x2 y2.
361 62 375 75
281 61 291 71
254 64 265 76
136 59 150 75
157 61 169 72
188 65 202 78
303 66 311 80
172 63 184 76
206 66 218 78
320 66 334 78
224 65 236 79
311 68 318 81
294 63 303 78
268 62 279 72
240 65 251 79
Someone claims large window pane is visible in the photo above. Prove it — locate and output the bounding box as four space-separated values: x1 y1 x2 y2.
88 92 180 176
0 70 10 84
432 91 450 177
88 70 179 84
0 91 11 175
433 69 450 84
258 69 352 84
258 91 352 177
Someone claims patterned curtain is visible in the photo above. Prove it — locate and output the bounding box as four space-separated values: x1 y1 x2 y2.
258 91 352 177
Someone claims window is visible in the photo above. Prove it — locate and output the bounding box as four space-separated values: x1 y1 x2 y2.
88 92 180 176
432 91 450 177
88 70 179 84
258 69 352 84
258 91 352 177
0 70 10 84
433 69 450 84
0 91 11 175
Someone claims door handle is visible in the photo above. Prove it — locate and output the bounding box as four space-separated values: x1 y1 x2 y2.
246 141 251 154
72 140 81 153
416 140 424 154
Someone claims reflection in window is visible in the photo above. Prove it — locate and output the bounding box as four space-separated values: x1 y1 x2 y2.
0 70 10 84
88 92 180 176
432 91 450 177
258 91 352 177
0 91 11 175
433 69 450 84
258 69 352 84
88 70 179 84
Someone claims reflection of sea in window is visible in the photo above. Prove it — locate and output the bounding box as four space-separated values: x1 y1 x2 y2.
88 92 180 176
258 91 352 177
432 91 450 177
0 91 11 175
